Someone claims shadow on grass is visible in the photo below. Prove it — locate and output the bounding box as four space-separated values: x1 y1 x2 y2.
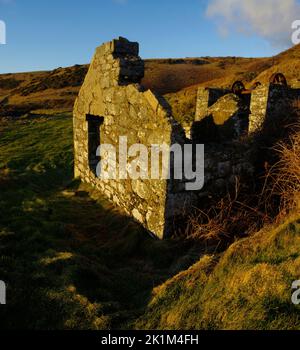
0 116 199 330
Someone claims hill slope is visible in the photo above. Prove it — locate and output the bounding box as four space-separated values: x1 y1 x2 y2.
1 44 299 119
134 215 300 330
0 114 299 330
165 44 300 124
0 115 204 329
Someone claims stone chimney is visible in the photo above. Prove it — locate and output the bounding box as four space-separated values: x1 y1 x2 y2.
94 36 144 87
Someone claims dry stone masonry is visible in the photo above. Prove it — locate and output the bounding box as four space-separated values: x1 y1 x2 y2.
249 84 300 133
74 37 299 239
195 79 300 138
74 37 194 239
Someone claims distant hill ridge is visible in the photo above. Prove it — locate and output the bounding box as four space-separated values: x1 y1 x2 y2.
0 44 299 118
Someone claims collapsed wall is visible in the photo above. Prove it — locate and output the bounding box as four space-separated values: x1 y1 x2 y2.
194 80 300 138
194 87 251 142
189 79 300 207
73 37 195 239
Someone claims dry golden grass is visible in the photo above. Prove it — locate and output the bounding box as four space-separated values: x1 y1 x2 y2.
135 214 300 330
164 45 300 123
265 125 300 215
1 44 299 119
185 178 271 245
185 112 300 245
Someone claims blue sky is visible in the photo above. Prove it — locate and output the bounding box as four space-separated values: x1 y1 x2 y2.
0 0 299 73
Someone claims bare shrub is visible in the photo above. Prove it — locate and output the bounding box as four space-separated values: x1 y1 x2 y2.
186 178 271 244
186 108 300 245
263 124 300 218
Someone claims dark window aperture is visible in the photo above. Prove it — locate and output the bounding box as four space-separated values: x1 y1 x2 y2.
86 115 104 175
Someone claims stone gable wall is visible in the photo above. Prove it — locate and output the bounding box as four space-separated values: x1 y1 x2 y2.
73 37 194 239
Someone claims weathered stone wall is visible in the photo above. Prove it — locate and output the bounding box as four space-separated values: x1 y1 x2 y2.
195 83 299 139
195 87 230 122
73 37 194 239
203 143 254 197
249 84 293 133
74 37 284 240
193 89 251 143
249 84 300 134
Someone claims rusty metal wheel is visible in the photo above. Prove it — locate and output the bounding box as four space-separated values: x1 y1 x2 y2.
232 81 246 95
270 73 288 86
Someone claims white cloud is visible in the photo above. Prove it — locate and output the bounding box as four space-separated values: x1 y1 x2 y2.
206 0 300 47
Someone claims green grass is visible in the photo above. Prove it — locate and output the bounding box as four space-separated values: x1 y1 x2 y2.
134 216 300 330
0 115 196 330
0 115 299 330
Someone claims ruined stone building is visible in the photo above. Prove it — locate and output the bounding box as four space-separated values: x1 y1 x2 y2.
73 37 300 239
194 77 300 142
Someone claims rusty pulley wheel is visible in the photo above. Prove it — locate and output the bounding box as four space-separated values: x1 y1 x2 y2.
250 81 262 90
232 81 246 95
270 73 288 86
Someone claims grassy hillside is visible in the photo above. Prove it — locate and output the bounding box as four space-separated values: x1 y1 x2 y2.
164 44 300 124
0 115 201 329
0 115 299 330
1 57 259 117
0 66 87 117
134 215 300 330
1 44 299 120
0 44 299 330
